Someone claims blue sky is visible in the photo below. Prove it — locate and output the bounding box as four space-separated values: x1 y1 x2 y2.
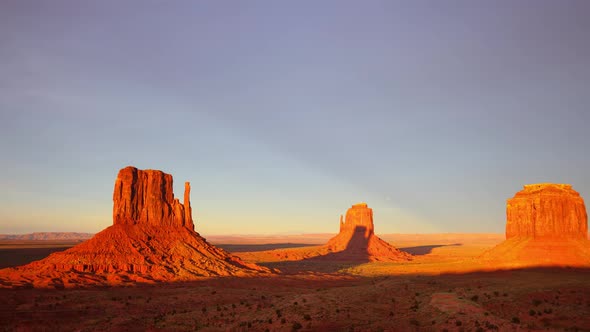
1 1 589 235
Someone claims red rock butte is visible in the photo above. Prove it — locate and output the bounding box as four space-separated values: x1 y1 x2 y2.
0 166 271 288
323 203 412 262
113 167 194 228
506 183 587 239
481 183 590 267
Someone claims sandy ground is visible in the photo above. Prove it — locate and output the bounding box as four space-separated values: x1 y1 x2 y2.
1 233 590 331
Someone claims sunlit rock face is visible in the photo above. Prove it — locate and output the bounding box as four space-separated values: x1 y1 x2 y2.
0 166 271 288
326 203 411 262
480 184 590 267
506 184 587 240
113 166 193 229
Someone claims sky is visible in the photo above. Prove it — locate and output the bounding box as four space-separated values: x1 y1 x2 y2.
1 1 589 235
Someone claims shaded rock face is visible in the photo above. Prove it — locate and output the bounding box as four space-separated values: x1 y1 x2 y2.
326 203 411 262
506 184 587 240
113 166 193 229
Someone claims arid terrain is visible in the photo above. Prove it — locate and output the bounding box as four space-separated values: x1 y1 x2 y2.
2 233 590 331
1 172 588 331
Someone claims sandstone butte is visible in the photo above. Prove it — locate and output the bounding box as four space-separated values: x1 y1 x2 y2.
320 203 412 262
481 183 590 267
0 166 271 288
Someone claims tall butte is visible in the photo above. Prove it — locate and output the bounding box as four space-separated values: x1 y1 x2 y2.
481 183 590 267
322 203 412 262
0 166 271 288
112 167 194 228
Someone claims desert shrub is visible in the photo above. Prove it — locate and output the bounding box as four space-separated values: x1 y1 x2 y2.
455 320 462 326
281 318 286 324
529 309 536 316
471 295 479 302
276 309 282 317
292 321 303 331
409 319 419 326
303 314 311 321
532 299 542 306
485 321 499 330
494 291 500 297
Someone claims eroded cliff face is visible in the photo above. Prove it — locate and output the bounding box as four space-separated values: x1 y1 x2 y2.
506 183 587 240
113 166 194 229
481 183 590 267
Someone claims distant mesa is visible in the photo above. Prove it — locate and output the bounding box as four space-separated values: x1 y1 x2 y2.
0 232 94 241
322 203 412 262
481 183 590 267
0 166 271 288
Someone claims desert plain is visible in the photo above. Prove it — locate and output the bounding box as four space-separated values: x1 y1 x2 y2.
2 233 590 331
1 169 589 332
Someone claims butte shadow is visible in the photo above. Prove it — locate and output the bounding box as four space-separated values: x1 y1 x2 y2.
244 203 412 274
480 183 590 268
0 166 272 288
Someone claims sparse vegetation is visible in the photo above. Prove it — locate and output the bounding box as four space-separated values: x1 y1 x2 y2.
292 321 302 331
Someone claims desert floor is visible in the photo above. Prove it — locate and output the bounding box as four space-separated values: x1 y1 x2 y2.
1 234 590 331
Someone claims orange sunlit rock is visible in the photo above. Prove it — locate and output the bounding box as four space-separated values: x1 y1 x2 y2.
506 183 587 239
113 166 194 229
0 166 271 288
481 183 590 267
